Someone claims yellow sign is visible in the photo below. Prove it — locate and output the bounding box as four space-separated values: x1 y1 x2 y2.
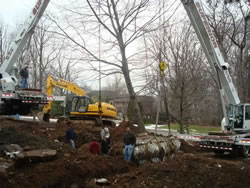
159 61 166 71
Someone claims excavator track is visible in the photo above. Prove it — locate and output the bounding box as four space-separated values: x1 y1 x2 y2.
69 115 116 127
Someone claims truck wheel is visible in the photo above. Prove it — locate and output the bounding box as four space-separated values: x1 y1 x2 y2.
43 113 50 122
241 146 249 158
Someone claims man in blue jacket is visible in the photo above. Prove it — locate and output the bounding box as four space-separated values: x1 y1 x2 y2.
66 121 76 149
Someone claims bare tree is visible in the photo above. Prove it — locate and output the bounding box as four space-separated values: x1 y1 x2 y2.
0 20 11 65
49 52 83 95
29 19 62 90
143 21 218 132
206 0 250 102
49 0 179 132
103 73 127 95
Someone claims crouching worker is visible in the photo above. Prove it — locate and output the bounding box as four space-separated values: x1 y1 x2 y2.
89 137 101 155
66 121 76 149
123 127 136 161
100 127 111 155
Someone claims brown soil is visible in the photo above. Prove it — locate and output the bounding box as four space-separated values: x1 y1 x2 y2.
179 139 206 153
0 118 250 188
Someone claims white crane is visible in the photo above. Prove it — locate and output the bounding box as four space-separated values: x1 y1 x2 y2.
0 0 50 91
0 0 50 115
181 0 250 157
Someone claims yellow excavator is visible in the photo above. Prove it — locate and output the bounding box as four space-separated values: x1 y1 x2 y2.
41 75 117 125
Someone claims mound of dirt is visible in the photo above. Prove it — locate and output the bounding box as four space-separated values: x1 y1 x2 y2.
0 126 56 149
111 121 138 143
1 118 250 188
179 140 205 153
108 152 250 188
108 121 139 156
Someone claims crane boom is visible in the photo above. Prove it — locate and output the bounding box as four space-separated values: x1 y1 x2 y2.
181 0 240 105
0 0 50 79
0 0 50 116
180 0 250 157
182 0 250 156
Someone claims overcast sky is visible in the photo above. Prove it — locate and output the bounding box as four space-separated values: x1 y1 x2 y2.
0 0 183 90
0 0 35 28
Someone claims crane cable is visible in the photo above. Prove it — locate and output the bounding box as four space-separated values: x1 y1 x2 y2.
98 0 103 127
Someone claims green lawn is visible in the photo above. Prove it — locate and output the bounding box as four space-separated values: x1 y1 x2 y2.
146 124 221 134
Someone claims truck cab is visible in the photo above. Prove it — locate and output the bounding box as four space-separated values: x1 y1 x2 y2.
229 104 250 132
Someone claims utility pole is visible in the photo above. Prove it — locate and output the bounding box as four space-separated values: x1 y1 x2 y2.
155 61 166 133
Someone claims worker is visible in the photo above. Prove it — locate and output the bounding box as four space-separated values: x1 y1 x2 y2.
100 127 110 155
66 121 76 149
20 65 29 89
89 137 101 155
123 127 136 161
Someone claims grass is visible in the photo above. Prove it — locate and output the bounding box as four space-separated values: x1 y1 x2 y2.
145 123 221 134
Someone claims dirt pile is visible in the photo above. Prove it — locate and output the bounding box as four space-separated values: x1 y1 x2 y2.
179 139 205 154
1 118 250 187
109 121 138 156
108 152 250 188
0 119 61 150
111 120 138 142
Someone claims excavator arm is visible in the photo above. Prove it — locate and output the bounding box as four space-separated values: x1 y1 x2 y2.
43 75 86 113
41 75 117 123
46 75 86 96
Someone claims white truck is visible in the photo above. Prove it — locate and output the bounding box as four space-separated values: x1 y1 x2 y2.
0 0 50 115
181 0 250 157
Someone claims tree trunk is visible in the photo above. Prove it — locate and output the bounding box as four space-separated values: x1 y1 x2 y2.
179 81 185 134
162 80 171 133
33 59 37 89
122 62 145 133
239 48 244 102
0 30 2 65
39 42 43 90
247 54 250 102
117 32 145 132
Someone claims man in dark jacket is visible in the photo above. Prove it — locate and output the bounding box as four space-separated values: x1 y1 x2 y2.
66 121 76 149
20 65 28 89
123 127 136 161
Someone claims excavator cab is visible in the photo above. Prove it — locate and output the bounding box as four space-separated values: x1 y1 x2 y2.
70 95 117 126
71 96 93 113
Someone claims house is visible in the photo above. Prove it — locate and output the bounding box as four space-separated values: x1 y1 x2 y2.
112 95 155 119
